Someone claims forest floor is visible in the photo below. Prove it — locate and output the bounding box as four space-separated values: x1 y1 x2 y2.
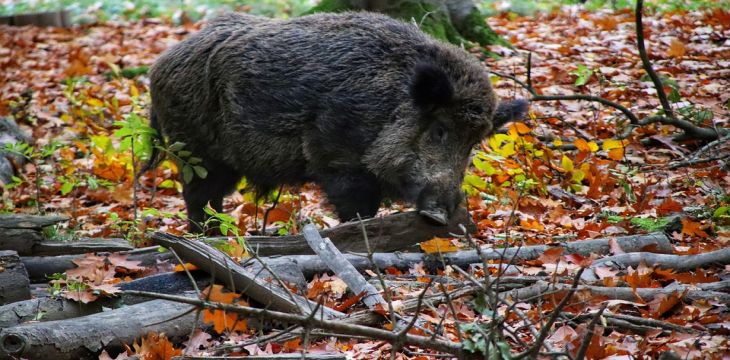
0 4 729 359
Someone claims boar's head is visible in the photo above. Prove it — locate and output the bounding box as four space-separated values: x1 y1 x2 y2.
364 61 528 225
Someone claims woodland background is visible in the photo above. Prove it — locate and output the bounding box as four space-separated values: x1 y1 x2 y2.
0 0 728 359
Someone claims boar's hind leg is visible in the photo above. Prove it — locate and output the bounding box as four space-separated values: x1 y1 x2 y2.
183 165 241 233
318 172 382 222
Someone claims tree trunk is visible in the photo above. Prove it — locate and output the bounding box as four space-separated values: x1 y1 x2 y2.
305 0 508 47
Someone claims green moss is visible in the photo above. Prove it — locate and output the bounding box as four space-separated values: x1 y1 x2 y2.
457 9 511 47
304 0 353 14
303 0 505 47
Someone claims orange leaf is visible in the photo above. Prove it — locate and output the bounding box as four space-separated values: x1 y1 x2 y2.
201 285 248 333
565 253 592 267
607 147 624 160
520 218 545 232
667 39 687 58
648 290 684 317
681 218 709 238
334 291 366 312
419 237 458 254
537 247 564 265
657 197 683 216
132 332 182 360
508 122 531 135
174 263 198 272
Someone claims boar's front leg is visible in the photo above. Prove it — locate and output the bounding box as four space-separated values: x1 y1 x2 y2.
318 171 382 222
182 164 241 233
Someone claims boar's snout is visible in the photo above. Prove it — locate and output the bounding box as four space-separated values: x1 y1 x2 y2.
416 182 463 226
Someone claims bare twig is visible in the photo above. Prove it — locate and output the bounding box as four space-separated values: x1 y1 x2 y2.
514 268 586 360
121 290 466 356
574 303 607 360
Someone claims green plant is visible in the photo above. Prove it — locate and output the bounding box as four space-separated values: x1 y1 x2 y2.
3 140 62 213
160 142 207 184
571 64 594 87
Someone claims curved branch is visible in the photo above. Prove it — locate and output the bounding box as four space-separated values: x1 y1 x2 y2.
635 0 674 120
532 94 640 125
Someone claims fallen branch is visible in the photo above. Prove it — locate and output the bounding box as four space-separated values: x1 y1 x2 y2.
0 271 211 328
240 208 474 256
150 232 344 319
505 281 730 304
256 232 672 278
589 248 730 273
0 250 31 305
301 224 385 310
121 290 467 358
0 297 196 360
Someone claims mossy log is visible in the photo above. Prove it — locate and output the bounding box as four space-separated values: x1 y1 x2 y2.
305 0 508 47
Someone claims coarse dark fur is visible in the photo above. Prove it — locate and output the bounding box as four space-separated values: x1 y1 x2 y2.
148 12 527 231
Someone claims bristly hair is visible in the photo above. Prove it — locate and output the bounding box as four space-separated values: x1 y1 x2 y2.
409 62 454 111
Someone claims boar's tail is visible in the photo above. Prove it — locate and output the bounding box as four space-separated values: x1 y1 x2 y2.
141 109 164 174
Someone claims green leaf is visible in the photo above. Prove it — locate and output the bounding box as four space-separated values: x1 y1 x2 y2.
182 166 193 184
158 179 176 189
714 206 729 218
571 64 593 87
168 142 186 152
193 166 208 179
464 174 487 191
60 181 74 195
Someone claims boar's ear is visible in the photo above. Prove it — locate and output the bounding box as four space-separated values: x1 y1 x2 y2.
493 99 529 129
410 62 454 112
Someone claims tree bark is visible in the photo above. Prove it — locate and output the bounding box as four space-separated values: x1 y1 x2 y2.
254 232 672 278
305 0 507 46
0 251 31 305
0 297 196 360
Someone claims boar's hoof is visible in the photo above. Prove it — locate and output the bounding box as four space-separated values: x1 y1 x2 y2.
419 209 448 226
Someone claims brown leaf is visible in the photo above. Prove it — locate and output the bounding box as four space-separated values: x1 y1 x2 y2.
667 39 687 58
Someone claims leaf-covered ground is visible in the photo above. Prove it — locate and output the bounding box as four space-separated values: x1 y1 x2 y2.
1 4 729 359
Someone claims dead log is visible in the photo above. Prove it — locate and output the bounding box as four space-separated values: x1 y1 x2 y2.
0 272 211 329
255 232 673 278
0 251 31 305
30 238 133 256
0 214 68 229
0 214 66 256
173 354 346 359
0 10 71 27
0 297 196 360
22 246 173 283
505 281 730 304
150 232 344 319
591 248 730 272
0 297 104 330
0 229 43 256
241 209 474 256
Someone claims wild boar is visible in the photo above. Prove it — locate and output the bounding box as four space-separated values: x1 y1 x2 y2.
148 11 527 231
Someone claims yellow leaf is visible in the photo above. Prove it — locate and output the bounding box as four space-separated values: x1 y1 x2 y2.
572 169 585 182
489 134 516 157
587 141 599 152
86 98 104 108
561 155 574 172
602 139 624 151
130 83 139 98
553 138 563 147
420 237 458 254
499 141 516 157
